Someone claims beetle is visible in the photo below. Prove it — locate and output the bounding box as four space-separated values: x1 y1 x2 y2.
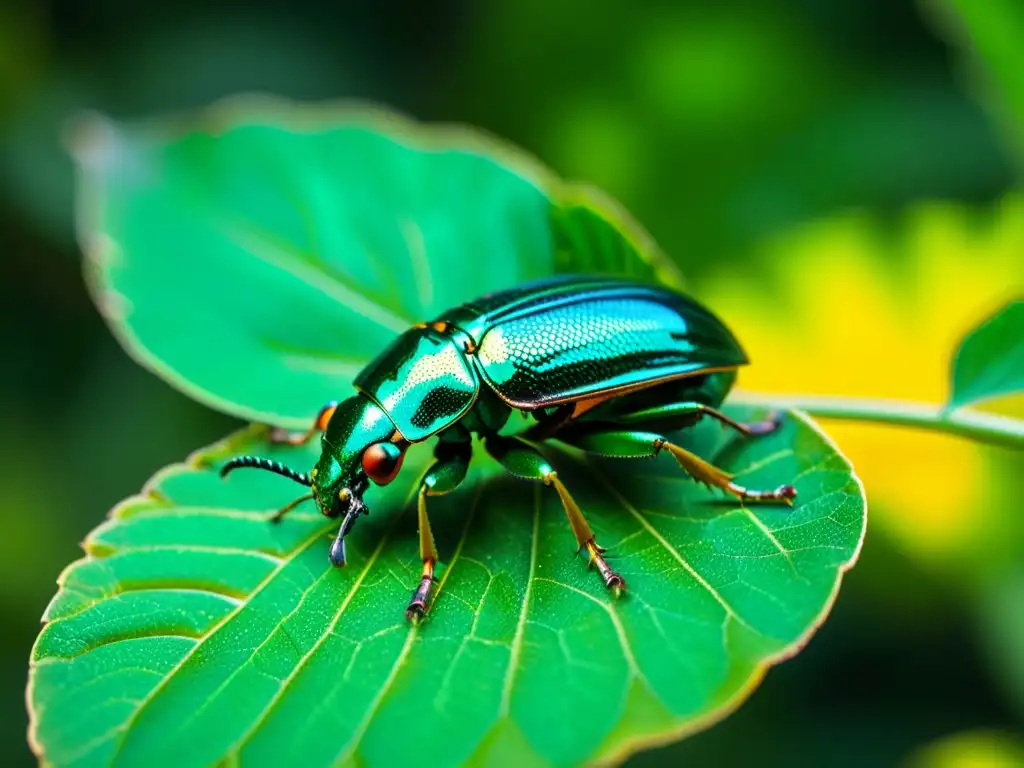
220 275 796 619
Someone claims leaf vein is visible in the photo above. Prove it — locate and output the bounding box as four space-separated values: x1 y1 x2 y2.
736 508 802 580
331 629 419 765
499 484 541 717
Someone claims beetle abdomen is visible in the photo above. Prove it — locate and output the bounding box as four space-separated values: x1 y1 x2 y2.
472 281 746 409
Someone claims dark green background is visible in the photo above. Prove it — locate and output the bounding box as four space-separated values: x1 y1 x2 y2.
2 0 1021 765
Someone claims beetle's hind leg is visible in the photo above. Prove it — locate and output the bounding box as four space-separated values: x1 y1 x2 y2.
575 369 779 438
556 427 797 505
615 401 780 438
484 435 625 594
406 436 472 622
268 401 339 446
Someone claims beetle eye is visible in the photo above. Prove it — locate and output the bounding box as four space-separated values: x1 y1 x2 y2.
361 442 405 485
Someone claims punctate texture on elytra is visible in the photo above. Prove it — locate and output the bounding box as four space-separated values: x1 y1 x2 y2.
30 407 864 767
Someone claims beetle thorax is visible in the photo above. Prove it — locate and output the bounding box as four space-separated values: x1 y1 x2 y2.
311 395 396 514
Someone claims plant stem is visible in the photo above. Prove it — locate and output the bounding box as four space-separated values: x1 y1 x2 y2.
734 392 1024 449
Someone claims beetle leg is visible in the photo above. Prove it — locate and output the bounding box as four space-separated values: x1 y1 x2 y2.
616 401 780 437
406 486 439 622
269 493 315 523
268 401 339 446
405 437 472 622
702 406 780 437
658 439 796 503
484 435 626 594
556 428 797 505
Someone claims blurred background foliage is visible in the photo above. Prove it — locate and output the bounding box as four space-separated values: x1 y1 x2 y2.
2 0 1022 766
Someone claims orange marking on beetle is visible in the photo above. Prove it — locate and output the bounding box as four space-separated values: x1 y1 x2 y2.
571 394 614 418
315 405 338 431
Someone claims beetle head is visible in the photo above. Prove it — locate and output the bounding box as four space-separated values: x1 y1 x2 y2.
220 394 406 567
310 395 407 563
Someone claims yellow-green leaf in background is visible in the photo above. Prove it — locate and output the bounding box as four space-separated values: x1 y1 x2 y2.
949 299 1024 410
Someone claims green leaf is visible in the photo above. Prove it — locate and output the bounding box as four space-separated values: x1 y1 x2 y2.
30 405 864 767
948 299 1024 409
73 97 681 430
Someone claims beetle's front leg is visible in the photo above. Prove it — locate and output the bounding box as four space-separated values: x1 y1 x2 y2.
268 401 339 446
484 435 626 594
557 427 797 504
406 437 472 622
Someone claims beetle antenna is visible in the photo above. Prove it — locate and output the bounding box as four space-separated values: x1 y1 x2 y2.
219 456 312 486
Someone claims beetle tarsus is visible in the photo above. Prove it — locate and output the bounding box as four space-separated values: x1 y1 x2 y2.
656 440 796 506
585 540 627 596
742 410 783 437
727 481 798 505
405 560 436 621
697 406 783 437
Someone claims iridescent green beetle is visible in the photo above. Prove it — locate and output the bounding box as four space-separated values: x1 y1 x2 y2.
221 275 796 619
